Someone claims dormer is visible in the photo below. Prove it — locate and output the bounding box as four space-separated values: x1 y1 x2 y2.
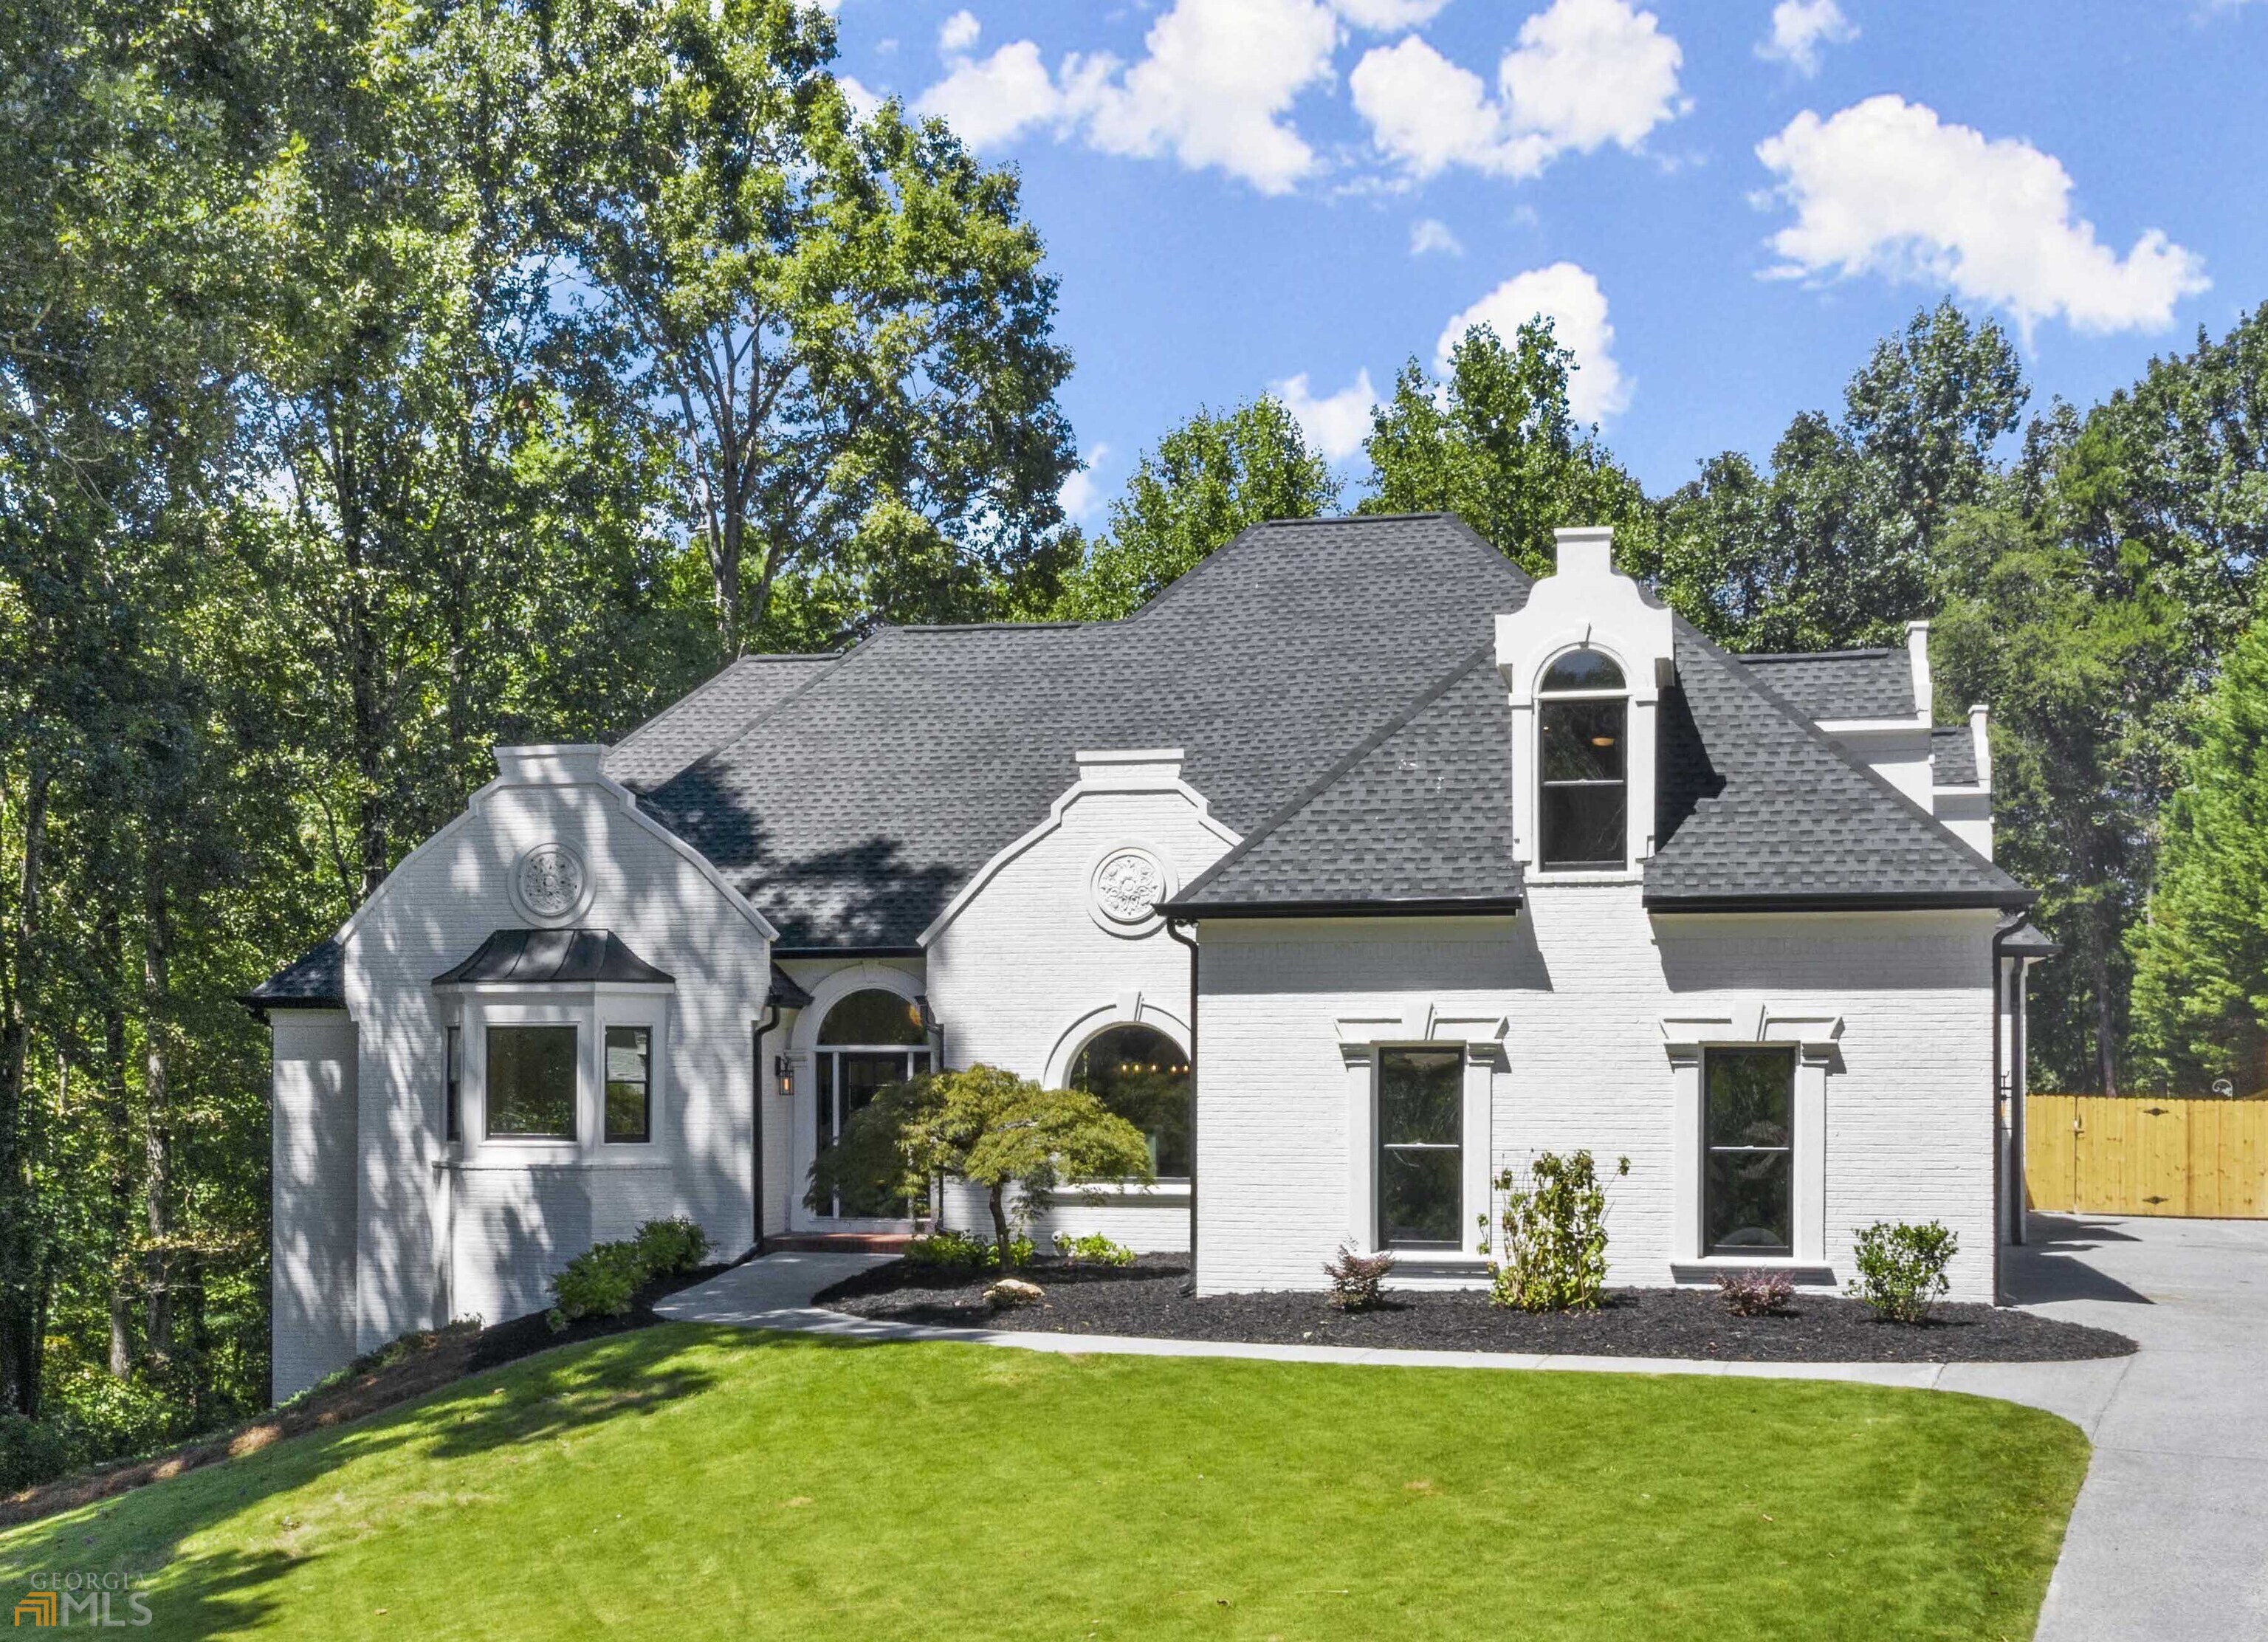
1495 526 1675 876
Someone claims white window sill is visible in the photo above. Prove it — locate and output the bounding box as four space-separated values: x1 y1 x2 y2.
1056 1180 1190 1203
1528 870 1642 885
1669 1260 1835 1285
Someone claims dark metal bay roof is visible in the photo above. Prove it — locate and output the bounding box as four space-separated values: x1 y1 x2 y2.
1168 646 1525 917
432 928 673 987
767 963 814 1010
1735 649 1913 720
642 514 1536 948
241 938 343 1013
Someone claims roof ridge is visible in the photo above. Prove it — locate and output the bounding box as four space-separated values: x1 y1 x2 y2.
1174 640 1498 906
1668 616 2019 880
650 631 890 786
608 650 842 760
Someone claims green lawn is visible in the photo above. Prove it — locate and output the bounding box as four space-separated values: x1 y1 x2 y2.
1 1327 2086 1641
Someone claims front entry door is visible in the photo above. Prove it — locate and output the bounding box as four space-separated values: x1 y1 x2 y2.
815 1048 930 1219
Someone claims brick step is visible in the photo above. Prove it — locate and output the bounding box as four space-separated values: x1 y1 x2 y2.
764 1233 914 1254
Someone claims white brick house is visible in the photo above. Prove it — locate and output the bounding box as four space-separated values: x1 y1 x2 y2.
251 517 2049 1398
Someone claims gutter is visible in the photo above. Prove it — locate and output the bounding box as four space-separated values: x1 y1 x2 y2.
1987 916 2035 1297
1166 916 1200 1296
752 1002 781 1256
1646 890 2036 914
1160 896 1524 921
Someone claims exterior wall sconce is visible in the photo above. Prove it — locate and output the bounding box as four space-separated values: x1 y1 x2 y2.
774 1054 794 1101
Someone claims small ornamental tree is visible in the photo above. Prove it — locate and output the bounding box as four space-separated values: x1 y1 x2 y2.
805 1065 1153 1269
1490 1150 1629 1313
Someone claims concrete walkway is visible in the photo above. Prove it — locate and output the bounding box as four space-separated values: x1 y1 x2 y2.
661 1217 2267 1639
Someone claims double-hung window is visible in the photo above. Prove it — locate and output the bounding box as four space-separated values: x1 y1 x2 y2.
1377 1048 1464 1248
605 1026 652 1143
1702 1047 1795 1256
1536 649 1628 871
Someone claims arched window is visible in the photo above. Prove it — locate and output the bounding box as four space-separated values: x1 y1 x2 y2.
814 988 931 1218
1537 647 1628 870
1070 1023 1191 1180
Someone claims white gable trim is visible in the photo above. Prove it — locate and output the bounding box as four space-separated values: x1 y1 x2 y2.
332 746 779 952
1041 994 1192 1089
915 755 1241 949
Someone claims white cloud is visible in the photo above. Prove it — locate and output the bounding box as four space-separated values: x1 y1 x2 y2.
1330 0 1455 29
1756 95 2210 335
913 0 1341 194
1437 262 1629 423
1409 217 1464 257
1352 0 1684 179
1061 444 1110 522
836 74 884 124
1756 0 1855 77
913 41 1064 149
1274 370 1381 461
937 10 980 56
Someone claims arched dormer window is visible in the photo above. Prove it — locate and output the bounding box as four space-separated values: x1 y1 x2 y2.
1537 648 1628 870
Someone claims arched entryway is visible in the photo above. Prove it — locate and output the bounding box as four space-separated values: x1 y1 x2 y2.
811 987 931 1220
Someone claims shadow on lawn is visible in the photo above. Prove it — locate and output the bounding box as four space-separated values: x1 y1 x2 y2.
0 1325 885 1638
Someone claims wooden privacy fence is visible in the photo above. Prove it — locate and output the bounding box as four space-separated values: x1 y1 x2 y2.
2026 1093 2268 1218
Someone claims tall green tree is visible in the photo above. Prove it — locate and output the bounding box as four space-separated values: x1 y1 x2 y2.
1658 301 2027 650
541 0 1077 655
1361 320 1651 579
2127 608 2268 1093
1052 396 1341 619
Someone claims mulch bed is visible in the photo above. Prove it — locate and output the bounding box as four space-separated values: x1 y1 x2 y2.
0 1261 732 1530
817 1254 2136 1365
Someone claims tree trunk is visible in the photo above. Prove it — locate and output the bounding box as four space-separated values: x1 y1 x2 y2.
0 762 50 1417
142 869 175 1366
988 1183 1011 1272
99 896 134 1378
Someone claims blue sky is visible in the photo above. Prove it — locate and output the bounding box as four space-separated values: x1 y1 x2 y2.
828 0 2268 515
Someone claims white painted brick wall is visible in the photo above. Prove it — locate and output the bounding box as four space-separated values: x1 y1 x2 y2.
270 1011 359 1400
1196 888 2001 1300
290 769 772 1380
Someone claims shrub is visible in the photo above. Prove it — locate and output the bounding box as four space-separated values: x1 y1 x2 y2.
904 1229 1034 1270
547 1217 712 1332
1323 1243 1395 1310
1715 1268 1795 1317
1490 1150 1629 1313
1847 1220 1959 1324
1052 1232 1136 1266
0 1412 86 1494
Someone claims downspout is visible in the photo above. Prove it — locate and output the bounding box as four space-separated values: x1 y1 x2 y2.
1988 918 2024 1300
753 1004 780 1256
1166 916 1199 1296
2010 947 2030 1247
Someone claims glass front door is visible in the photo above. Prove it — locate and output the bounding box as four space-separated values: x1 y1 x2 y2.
814 1047 930 1218
1378 1048 1464 1248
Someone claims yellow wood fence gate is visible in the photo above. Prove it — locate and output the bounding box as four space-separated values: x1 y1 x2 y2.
2025 1094 2268 1218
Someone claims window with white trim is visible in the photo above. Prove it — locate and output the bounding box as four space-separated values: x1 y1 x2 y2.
1377 1048 1463 1248
1069 1023 1189 1180
1703 1047 1794 1255
1537 648 1628 870
486 1024 578 1139
605 1026 651 1144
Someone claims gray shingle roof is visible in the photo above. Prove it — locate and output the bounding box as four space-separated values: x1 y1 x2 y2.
1735 649 1913 720
1169 647 1525 915
1931 725 1979 785
432 927 673 986
643 515 1535 947
604 654 842 790
242 937 343 1011
1648 625 2027 908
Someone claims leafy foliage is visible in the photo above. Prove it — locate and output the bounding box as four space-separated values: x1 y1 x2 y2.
905 1229 1033 1270
1714 1269 1796 1318
806 1065 1153 1270
1489 1151 1629 1313
1050 396 1340 618
546 1219 709 1333
1362 320 1653 579
1052 1232 1136 1267
1846 1222 1958 1325
2127 609 2268 1092
1323 1243 1396 1311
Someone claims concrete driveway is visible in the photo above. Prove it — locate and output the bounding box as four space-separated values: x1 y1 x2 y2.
2010 1215 2268 1641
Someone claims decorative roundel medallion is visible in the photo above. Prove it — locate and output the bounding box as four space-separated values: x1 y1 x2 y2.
1087 845 1172 938
512 842 591 924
